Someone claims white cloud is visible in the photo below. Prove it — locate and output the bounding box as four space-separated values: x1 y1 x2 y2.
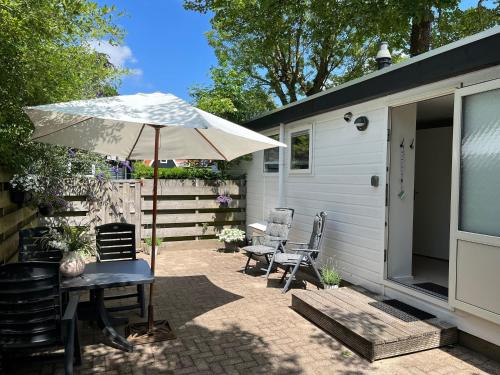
88 40 138 69
129 68 143 76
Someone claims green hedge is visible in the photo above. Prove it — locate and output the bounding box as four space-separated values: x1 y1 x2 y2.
132 162 244 180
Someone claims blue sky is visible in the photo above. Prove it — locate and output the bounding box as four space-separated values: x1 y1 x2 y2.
95 0 495 102
96 0 215 101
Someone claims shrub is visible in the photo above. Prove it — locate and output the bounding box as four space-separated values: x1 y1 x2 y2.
145 237 163 247
217 228 245 243
131 162 244 180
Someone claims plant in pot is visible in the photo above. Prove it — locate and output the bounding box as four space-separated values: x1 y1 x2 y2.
9 172 67 216
43 225 94 278
321 263 341 289
144 237 163 256
217 228 245 252
215 193 232 208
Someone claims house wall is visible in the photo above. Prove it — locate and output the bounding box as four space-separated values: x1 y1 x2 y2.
245 105 389 293
243 65 500 346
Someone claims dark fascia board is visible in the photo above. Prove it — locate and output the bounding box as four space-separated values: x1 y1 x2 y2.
244 28 500 131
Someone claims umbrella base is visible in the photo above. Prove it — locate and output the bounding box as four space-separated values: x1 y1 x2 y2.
125 320 176 344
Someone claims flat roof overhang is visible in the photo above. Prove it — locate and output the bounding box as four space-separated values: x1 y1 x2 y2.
244 27 500 131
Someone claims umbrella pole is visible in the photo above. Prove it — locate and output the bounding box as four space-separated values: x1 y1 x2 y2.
148 126 160 333
126 126 175 344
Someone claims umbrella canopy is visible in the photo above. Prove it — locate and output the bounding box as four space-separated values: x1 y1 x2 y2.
25 92 284 161
24 92 285 338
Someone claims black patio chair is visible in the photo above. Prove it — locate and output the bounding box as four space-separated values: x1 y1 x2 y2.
18 226 64 262
95 223 146 317
0 262 81 375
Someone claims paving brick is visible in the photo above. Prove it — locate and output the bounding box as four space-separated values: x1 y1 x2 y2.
5 245 500 375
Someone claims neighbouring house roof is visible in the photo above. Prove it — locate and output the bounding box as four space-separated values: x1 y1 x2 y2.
244 26 500 131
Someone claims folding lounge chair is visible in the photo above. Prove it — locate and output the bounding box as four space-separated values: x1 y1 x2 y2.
242 208 294 275
273 211 327 293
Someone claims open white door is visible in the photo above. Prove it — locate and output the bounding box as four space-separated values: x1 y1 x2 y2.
449 79 500 324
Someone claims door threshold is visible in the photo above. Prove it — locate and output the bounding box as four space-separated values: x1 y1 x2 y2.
384 278 450 308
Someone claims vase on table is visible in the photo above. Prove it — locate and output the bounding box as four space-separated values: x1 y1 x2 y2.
60 252 85 278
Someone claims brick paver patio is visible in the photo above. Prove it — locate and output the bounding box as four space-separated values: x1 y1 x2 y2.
7 243 500 374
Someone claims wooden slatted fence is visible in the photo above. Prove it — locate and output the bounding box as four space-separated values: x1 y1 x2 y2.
41 178 246 248
0 171 38 264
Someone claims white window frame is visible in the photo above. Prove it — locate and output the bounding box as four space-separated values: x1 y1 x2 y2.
262 131 280 175
288 123 313 175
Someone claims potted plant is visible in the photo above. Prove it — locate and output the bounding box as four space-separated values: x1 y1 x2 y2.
44 225 94 278
215 194 232 208
9 172 67 215
217 228 245 251
144 237 163 256
321 264 341 289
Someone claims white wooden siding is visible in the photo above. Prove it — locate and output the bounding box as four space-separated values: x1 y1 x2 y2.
243 65 500 345
245 106 388 292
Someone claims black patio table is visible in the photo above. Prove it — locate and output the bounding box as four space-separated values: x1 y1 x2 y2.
61 259 154 352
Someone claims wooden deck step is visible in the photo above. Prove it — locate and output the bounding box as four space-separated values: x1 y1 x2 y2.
292 287 457 361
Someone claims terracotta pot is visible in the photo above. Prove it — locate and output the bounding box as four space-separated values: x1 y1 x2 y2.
60 252 85 278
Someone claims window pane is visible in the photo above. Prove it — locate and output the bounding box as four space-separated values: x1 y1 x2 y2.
459 88 500 237
263 134 279 173
290 130 310 170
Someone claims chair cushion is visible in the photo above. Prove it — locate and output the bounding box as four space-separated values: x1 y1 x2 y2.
242 245 275 255
274 252 303 264
268 210 293 225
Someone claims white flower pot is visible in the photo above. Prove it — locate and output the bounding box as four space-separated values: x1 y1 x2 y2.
324 284 339 290
60 252 86 278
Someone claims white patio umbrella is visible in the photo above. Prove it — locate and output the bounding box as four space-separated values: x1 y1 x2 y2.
24 92 285 336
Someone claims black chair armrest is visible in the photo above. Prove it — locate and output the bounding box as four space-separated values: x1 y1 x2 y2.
62 293 80 322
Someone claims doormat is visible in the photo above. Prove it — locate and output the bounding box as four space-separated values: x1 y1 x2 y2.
413 282 449 298
370 299 436 322
125 320 176 345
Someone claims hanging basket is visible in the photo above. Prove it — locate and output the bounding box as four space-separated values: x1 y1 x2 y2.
8 186 31 206
38 204 55 216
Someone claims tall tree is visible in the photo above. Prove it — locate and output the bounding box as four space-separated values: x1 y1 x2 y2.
0 0 125 172
190 66 275 123
185 0 395 106
185 0 499 106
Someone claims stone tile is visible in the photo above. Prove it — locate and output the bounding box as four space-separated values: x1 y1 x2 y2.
4 245 499 375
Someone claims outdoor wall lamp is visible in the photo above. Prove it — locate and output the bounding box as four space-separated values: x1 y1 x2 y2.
354 116 369 131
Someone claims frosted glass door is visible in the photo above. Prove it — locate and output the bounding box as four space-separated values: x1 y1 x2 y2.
459 88 500 236
450 79 500 324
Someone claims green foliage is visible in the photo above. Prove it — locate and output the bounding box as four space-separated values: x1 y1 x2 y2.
190 66 275 124
131 162 244 180
42 226 95 256
185 0 397 105
0 0 125 175
217 228 246 243
321 265 341 286
185 0 499 105
145 237 163 247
